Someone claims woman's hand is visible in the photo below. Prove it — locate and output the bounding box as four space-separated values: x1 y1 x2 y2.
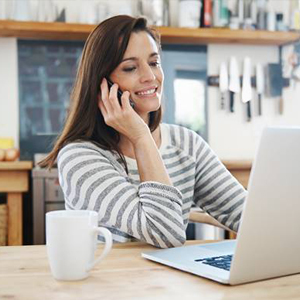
98 78 150 144
99 79 172 186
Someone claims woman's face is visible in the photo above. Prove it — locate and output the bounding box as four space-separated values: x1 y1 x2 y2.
110 31 164 120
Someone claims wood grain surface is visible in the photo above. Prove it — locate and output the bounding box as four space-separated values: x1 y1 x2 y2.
0 241 299 300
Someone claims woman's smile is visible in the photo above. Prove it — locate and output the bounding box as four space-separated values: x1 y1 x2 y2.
135 86 158 98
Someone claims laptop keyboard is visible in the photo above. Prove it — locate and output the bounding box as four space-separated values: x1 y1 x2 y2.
195 254 233 271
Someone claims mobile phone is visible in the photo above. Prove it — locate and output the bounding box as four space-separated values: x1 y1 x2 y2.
106 78 134 108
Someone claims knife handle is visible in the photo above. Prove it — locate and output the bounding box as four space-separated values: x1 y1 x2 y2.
247 101 251 122
230 91 234 113
258 94 262 116
279 97 284 115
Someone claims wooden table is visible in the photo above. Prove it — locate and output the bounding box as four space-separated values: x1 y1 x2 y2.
1 241 299 300
0 161 32 245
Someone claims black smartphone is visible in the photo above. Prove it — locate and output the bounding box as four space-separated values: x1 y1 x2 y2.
106 78 134 108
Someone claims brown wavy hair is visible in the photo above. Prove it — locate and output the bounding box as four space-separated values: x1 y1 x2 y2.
39 15 162 171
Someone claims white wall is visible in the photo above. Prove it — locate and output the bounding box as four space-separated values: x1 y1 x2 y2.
208 44 300 160
0 38 19 147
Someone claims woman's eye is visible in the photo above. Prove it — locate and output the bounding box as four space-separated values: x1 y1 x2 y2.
123 67 136 72
150 61 160 67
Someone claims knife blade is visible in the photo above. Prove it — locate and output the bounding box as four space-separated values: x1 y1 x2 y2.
228 57 240 113
219 62 228 110
256 63 264 115
242 57 252 122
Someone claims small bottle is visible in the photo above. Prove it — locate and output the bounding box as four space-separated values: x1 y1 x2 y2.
178 0 202 28
267 9 276 31
212 0 221 27
243 18 255 30
229 16 240 30
295 10 300 30
257 0 267 30
203 0 212 28
276 13 286 31
219 0 229 27
289 0 300 31
238 0 244 27
250 0 257 28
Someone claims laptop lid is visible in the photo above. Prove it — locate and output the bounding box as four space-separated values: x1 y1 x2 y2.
229 127 300 284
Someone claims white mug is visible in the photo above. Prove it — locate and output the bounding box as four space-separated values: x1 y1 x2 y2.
46 210 112 281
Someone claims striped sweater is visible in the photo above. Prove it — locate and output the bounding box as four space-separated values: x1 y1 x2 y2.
57 123 247 248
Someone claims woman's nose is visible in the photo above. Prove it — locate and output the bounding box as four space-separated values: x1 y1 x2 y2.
139 64 156 83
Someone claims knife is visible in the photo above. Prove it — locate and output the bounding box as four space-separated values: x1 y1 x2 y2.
266 63 284 115
219 62 228 110
256 63 264 116
242 57 252 122
228 57 240 113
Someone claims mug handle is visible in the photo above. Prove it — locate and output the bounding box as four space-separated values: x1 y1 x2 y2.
87 227 112 271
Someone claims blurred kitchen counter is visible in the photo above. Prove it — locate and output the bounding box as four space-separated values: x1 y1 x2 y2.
0 161 32 245
0 161 33 170
222 160 252 189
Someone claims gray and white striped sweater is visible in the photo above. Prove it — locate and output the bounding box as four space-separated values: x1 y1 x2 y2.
57 123 247 248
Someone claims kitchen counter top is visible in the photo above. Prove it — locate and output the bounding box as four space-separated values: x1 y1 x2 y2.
0 161 33 170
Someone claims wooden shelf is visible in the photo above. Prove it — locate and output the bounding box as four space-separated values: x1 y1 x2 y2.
0 20 299 45
159 26 300 46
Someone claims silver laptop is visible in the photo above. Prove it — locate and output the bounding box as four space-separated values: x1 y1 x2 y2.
142 127 300 285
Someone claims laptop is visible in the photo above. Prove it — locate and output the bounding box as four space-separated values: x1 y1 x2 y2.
142 127 300 285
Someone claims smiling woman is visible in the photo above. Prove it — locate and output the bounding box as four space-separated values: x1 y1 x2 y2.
39 15 247 248
109 31 163 120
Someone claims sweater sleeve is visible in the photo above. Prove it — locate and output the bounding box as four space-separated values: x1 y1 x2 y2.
192 134 247 232
57 142 186 248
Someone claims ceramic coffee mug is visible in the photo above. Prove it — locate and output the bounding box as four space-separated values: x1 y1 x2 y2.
46 210 112 281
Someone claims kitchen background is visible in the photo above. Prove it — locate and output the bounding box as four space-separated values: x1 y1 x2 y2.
1 0 300 245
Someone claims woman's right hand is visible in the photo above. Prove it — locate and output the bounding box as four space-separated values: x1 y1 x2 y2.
99 79 172 187
98 78 150 144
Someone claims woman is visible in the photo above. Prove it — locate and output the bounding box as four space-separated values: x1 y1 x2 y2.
41 15 247 248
